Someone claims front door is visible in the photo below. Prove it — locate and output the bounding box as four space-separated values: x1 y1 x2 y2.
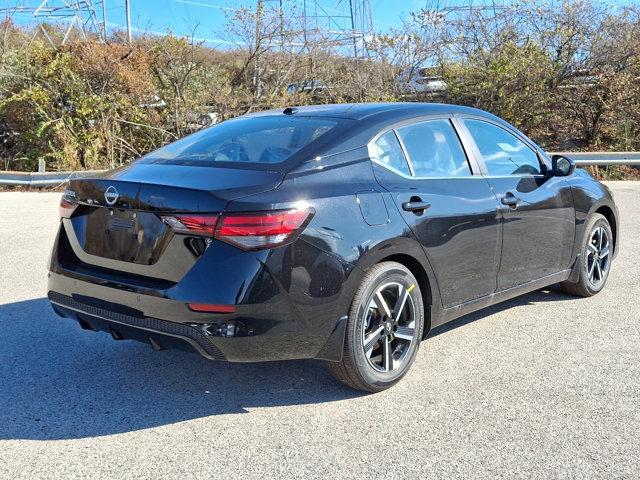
370 118 502 308
460 118 575 290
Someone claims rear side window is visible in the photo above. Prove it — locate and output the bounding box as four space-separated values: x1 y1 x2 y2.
396 119 471 177
371 130 412 176
141 116 339 167
464 119 542 176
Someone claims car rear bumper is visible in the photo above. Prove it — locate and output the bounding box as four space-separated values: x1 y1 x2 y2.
47 239 355 363
49 291 227 360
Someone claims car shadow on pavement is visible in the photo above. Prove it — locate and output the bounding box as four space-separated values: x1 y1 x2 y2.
429 288 576 338
0 288 575 440
0 298 362 441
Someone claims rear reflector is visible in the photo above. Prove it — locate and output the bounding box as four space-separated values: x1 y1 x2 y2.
59 190 78 218
188 303 237 313
215 207 313 251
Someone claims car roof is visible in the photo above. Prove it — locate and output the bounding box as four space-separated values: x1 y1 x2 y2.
246 102 493 122
240 102 530 173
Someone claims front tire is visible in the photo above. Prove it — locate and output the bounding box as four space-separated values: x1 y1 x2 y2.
560 213 613 297
328 261 424 392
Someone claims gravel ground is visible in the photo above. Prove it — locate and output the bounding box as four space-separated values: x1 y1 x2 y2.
0 182 638 479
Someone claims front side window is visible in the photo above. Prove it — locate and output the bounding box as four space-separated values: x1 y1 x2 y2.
371 130 412 176
140 116 341 167
396 119 472 177
464 119 542 176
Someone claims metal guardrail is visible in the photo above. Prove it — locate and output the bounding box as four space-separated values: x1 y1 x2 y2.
551 152 640 167
1 152 639 187
0 170 105 188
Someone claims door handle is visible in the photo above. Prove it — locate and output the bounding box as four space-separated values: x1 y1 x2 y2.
501 193 521 207
402 201 431 212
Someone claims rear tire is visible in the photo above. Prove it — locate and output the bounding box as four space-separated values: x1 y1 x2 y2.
560 213 613 297
327 261 424 392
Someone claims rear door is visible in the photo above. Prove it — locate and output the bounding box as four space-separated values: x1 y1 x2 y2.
458 117 575 290
371 117 502 308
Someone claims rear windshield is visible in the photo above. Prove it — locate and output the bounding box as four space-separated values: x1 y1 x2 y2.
140 116 339 167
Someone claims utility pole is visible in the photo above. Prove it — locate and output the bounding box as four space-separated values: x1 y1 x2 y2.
255 0 264 50
302 0 307 48
254 0 264 100
278 0 284 49
125 0 132 44
101 0 107 42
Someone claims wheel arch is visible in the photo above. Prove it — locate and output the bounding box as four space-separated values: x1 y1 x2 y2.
594 204 618 256
350 234 442 338
315 242 440 361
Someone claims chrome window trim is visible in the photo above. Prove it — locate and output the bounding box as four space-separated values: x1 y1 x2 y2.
371 158 491 181
481 174 547 179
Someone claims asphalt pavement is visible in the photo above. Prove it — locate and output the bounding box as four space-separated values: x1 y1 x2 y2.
0 182 639 479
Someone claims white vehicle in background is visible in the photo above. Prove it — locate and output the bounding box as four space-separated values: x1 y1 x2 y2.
192 111 219 129
396 68 447 95
139 95 219 130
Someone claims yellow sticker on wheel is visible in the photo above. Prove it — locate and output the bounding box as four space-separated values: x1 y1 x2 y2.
407 284 415 293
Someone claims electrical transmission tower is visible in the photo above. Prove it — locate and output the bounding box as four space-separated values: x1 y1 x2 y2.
261 0 374 57
0 1 107 45
415 0 512 27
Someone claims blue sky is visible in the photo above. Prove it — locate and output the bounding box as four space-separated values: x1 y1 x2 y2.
9 1 638 47
7 0 432 45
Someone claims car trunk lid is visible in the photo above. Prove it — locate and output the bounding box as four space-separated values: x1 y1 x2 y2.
61 164 283 277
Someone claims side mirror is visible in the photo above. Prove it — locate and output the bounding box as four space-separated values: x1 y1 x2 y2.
551 154 576 177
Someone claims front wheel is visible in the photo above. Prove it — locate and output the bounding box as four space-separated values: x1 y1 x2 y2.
560 213 613 297
327 261 424 392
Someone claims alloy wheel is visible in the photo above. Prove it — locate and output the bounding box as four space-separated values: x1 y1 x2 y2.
361 282 417 373
586 226 610 288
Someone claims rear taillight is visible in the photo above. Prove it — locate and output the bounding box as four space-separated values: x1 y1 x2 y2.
59 190 78 218
215 207 313 251
161 214 219 236
160 207 313 251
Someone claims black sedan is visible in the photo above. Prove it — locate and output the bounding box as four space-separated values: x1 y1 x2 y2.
48 103 618 392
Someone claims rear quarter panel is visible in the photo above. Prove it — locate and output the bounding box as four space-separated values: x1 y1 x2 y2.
225 152 442 347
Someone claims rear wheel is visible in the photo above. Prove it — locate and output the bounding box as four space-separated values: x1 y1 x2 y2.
328 261 424 392
560 213 613 297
